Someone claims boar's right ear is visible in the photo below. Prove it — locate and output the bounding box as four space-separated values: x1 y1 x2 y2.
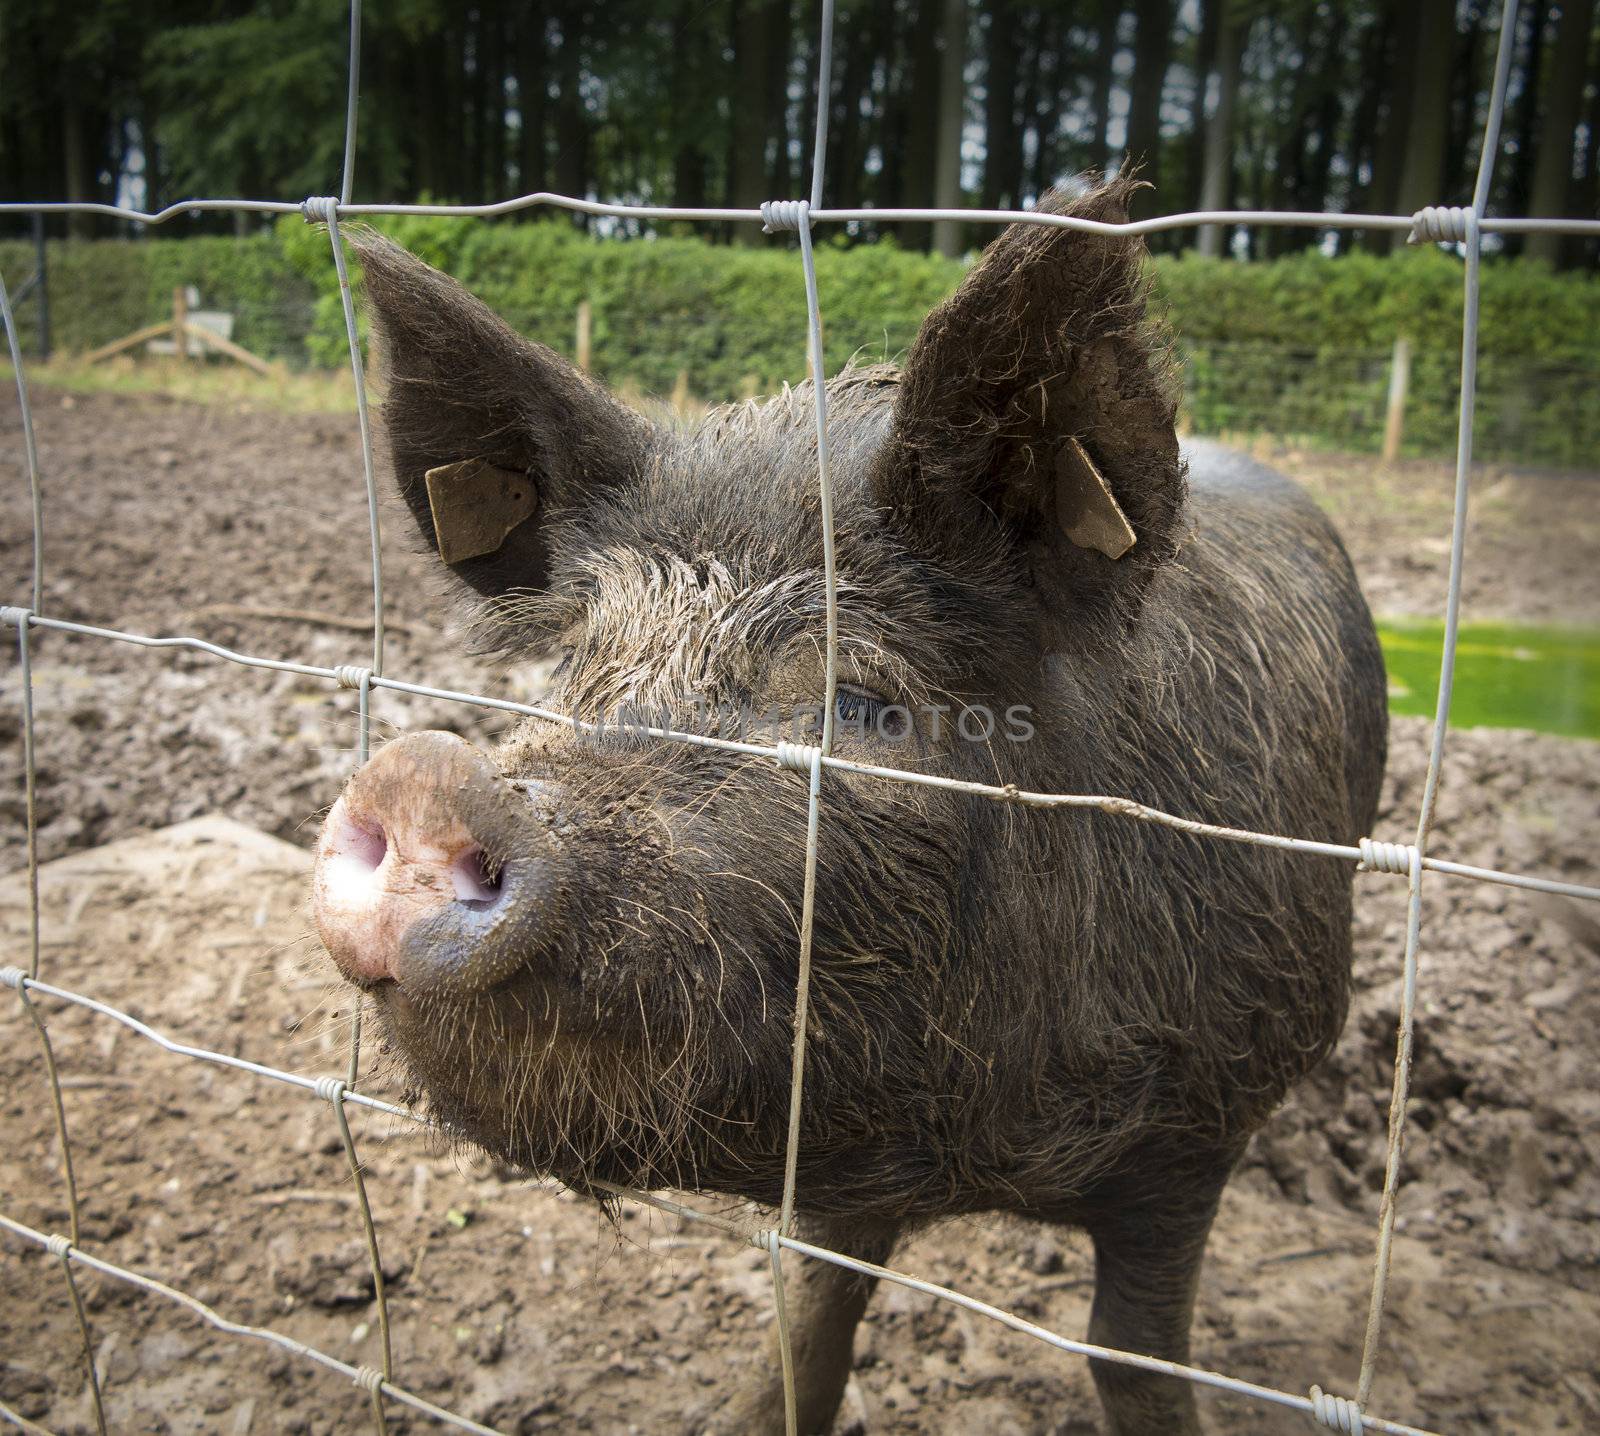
352 232 652 608
873 177 1184 619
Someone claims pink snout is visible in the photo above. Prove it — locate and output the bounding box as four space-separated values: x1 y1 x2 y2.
312 731 554 996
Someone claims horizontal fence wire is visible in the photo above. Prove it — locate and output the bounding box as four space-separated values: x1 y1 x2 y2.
3 0 1595 1433
0 967 1440 1436
0 1213 502 1436
3 610 1596 905
3 197 1598 239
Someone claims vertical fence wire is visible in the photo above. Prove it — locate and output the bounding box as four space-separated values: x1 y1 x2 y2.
319 1077 394 1433
326 0 379 1095
321 204 383 760
341 0 362 209
2 281 104 1436
53 1241 107 1436
1 275 41 612
323 11 395 1406
765 6 839 1429
1351 0 1521 1414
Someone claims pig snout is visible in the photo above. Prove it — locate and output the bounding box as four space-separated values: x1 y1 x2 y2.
312 731 557 997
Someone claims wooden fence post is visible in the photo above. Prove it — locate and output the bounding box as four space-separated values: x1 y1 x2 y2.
1382 334 1411 462
172 287 189 361
575 299 592 373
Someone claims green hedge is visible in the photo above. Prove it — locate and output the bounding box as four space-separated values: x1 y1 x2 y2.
1159 248 1600 466
0 234 315 362
4 222 1596 466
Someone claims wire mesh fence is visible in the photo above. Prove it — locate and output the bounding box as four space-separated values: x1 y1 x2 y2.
4 0 1600 1432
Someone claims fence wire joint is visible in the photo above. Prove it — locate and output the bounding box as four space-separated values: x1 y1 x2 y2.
1309 1384 1365 1432
1357 839 1422 877
1408 207 1471 245
761 199 812 233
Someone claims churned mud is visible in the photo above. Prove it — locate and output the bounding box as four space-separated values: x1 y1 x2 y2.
3 388 1599 1433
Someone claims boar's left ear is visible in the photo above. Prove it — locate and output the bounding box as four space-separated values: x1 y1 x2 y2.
874 177 1184 614
351 231 653 606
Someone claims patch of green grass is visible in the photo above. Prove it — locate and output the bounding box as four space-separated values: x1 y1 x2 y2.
0 357 357 414
1379 619 1600 739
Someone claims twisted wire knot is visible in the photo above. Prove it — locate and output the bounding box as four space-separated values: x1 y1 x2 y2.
1358 837 1421 877
301 196 340 224
353 1365 386 1394
748 1228 773 1251
45 1233 72 1260
334 665 371 691
1 966 24 990
1408 206 1471 245
1308 1385 1364 1432
1 606 31 628
761 199 811 234
314 1075 349 1105
773 741 821 775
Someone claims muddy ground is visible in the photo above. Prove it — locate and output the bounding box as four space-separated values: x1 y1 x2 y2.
2 388 1598 1434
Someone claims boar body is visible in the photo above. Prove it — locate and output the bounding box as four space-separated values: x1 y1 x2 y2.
312 180 1386 1435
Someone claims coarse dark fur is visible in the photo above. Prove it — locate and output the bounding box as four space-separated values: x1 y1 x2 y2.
333 177 1386 1434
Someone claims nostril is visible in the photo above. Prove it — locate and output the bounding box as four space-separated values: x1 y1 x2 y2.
322 810 389 906
346 821 387 871
451 847 503 906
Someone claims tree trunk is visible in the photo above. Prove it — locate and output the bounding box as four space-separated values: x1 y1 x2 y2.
516 13 548 194
1444 3 1485 206
1301 8 1346 212
487 5 508 202
1525 0 1595 265
981 0 1021 210
1573 51 1600 270
1124 0 1172 201
1261 4 1326 256
468 11 488 205
1504 1 1549 236
932 0 968 257
670 0 713 212
767 0 794 201
553 1 590 221
1341 8 1390 250
62 98 92 238
1089 1 1123 169
1195 12 1245 259
1390 0 1454 252
877 3 911 209
825 6 871 209
900 0 942 248
729 0 782 241
1362 3 1418 252
1182 0 1220 224
1016 6 1047 201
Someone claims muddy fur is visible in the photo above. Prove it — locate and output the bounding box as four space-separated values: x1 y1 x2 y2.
336 178 1386 1433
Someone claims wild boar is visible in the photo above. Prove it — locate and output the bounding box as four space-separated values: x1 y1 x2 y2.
311 178 1386 1434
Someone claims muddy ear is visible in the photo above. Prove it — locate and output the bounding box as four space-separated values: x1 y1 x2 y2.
874 177 1185 613
352 232 652 603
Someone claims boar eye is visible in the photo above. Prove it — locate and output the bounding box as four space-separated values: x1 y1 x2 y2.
551 646 574 679
834 685 911 741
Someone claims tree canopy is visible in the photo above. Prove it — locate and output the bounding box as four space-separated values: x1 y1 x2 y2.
1 1 1596 267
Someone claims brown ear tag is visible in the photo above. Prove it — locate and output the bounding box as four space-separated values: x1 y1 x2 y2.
1054 436 1137 560
424 458 539 565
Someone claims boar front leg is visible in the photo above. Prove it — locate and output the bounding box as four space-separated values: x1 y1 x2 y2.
1080 1168 1231 1436
697 1215 899 1436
